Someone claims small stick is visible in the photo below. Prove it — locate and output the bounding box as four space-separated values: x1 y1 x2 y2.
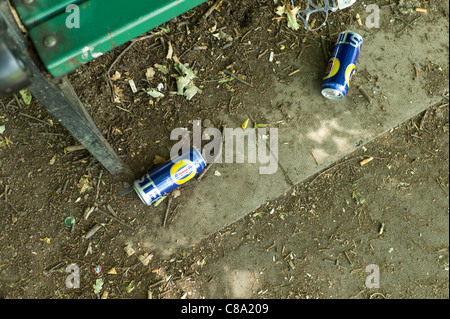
308 157 360 187
288 69 300 77
19 112 52 126
358 86 372 104
162 197 173 227
297 45 310 60
97 209 135 230
66 145 86 152
343 251 353 266
83 223 104 239
308 149 319 166
4 185 8 203
419 109 429 130
258 49 268 59
415 8 427 13
148 279 165 289
201 0 222 20
95 170 103 200
413 64 419 79
43 261 65 276
198 161 215 181
222 69 252 87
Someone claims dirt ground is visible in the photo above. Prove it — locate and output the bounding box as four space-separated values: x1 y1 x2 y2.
0 0 448 299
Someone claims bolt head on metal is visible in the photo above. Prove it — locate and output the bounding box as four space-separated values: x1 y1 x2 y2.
43 35 57 48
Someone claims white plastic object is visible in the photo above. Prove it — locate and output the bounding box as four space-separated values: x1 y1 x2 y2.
337 0 357 10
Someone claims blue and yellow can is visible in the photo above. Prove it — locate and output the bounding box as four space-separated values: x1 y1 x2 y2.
322 31 363 100
134 148 206 205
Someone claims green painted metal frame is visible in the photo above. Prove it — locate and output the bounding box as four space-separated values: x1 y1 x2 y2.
1 2 126 175
17 0 208 77
11 0 84 28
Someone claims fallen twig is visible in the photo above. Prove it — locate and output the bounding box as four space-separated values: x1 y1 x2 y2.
83 223 105 239
95 171 103 200
66 145 86 152
97 208 135 231
162 197 173 227
148 278 165 289
201 0 222 20
358 86 372 105
43 261 65 276
308 155 386 187
222 69 252 87
419 109 429 130
19 112 52 126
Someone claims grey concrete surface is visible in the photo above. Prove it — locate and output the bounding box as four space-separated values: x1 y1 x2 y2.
134 8 449 256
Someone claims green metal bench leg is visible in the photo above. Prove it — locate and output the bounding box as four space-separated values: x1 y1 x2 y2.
1 4 125 175
29 75 126 175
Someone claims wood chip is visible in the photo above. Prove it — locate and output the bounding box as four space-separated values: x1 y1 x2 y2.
107 268 117 275
83 223 104 239
83 206 95 220
111 71 121 81
124 244 136 256
49 154 56 165
360 157 374 166
129 79 138 93
138 253 154 266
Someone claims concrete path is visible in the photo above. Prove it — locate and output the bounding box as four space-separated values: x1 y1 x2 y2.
135 8 449 256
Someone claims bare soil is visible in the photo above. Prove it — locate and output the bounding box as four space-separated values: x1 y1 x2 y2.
0 0 448 299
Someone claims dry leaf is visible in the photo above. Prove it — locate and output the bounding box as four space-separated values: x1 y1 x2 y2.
124 244 135 256
113 84 124 103
138 253 154 266
40 237 51 244
145 67 155 80
275 5 301 30
242 118 249 130
209 24 217 33
49 154 56 165
107 267 117 275
113 84 123 95
172 55 180 64
111 71 121 81
77 176 92 194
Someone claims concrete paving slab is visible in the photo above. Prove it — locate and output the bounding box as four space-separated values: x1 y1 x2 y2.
137 161 292 256
133 9 449 256
274 16 449 184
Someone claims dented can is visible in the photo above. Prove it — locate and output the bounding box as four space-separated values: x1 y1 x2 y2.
134 148 206 205
321 31 363 100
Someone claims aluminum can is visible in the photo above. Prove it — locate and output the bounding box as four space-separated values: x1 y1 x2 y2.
322 31 363 100
134 148 206 205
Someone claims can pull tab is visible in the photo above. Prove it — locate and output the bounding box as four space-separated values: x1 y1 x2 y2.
293 0 357 31
337 0 357 10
